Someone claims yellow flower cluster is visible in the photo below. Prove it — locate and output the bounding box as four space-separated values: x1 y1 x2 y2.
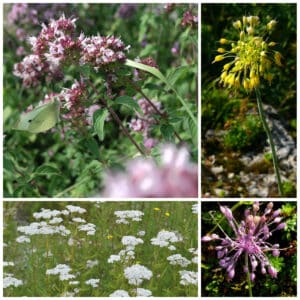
213 16 283 91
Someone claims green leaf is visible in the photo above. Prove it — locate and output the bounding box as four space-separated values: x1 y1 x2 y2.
160 124 174 141
115 96 142 114
167 66 192 86
143 83 164 92
3 156 15 172
34 164 60 176
184 117 198 145
84 137 100 158
93 108 109 141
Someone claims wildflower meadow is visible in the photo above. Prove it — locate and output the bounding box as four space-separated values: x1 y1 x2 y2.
201 3 296 198
3 201 198 297
201 201 296 297
3 3 198 198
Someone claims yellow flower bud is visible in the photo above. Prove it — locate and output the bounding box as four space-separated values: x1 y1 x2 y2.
221 71 227 81
165 212 170 217
233 20 242 29
217 48 226 53
213 55 225 63
267 20 277 31
274 51 283 66
240 31 245 40
234 76 240 87
243 78 250 90
268 42 276 47
223 63 231 71
242 16 247 26
227 74 235 86
219 38 228 44
246 26 254 35
249 75 260 89
260 51 267 57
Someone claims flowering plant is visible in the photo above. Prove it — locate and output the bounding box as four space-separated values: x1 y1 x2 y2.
202 201 296 296
212 15 287 196
4 4 197 197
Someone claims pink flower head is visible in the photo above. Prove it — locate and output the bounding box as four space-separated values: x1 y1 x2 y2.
102 144 198 198
202 202 286 281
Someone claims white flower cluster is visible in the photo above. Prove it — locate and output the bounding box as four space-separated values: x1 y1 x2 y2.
46 264 75 281
124 264 153 286
107 254 121 264
189 248 199 264
72 217 86 223
86 259 99 268
67 205 87 214
16 235 30 244
78 223 96 235
4 261 14 267
136 288 152 297
167 254 191 267
137 230 145 236
49 217 63 224
121 235 144 250
191 203 199 214
3 276 23 288
114 210 144 224
179 270 198 286
33 208 63 219
109 289 129 297
85 278 100 288
17 222 70 236
151 230 183 247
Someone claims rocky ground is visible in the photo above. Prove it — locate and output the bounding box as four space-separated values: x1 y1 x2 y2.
202 104 296 198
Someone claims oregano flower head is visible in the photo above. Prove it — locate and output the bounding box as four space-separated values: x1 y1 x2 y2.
213 16 283 91
202 202 286 282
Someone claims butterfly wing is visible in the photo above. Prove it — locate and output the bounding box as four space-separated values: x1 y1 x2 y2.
15 100 60 133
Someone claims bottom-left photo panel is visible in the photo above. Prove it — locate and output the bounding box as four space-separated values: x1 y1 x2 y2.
3 201 198 297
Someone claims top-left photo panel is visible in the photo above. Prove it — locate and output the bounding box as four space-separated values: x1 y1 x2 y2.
3 3 198 198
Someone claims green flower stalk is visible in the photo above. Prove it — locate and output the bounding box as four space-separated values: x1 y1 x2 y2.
213 15 284 196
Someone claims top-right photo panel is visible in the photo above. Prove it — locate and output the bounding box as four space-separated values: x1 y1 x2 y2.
201 3 296 198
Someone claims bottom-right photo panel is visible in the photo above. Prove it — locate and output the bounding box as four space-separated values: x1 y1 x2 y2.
201 200 297 297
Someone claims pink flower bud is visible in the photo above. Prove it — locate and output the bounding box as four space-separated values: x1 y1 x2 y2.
250 273 255 282
272 209 281 218
220 206 233 220
228 268 235 279
276 223 286 230
268 265 277 278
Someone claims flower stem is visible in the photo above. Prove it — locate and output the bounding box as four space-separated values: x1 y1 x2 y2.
127 79 183 143
245 255 253 297
255 88 283 196
87 80 146 156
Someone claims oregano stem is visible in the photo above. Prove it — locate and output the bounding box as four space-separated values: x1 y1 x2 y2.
87 80 146 156
255 88 283 196
127 79 183 143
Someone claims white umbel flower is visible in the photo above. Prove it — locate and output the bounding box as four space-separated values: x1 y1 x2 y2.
124 264 153 286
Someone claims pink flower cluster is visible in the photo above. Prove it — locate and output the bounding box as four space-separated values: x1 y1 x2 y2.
181 10 198 28
13 15 129 87
80 35 128 71
102 144 198 198
58 80 88 120
202 202 286 282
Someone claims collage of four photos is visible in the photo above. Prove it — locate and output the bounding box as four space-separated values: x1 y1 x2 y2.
2 1 298 298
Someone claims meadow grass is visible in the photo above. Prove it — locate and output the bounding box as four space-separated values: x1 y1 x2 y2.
4 201 198 297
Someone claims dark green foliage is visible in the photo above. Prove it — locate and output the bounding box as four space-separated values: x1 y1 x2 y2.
224 115 265 151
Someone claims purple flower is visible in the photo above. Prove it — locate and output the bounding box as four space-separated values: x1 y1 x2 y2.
202 202 286 281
